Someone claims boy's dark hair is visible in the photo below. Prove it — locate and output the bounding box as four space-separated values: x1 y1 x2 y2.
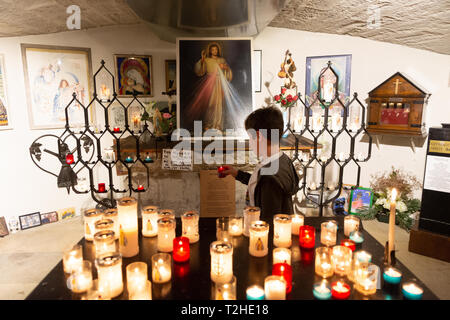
244 107 284 141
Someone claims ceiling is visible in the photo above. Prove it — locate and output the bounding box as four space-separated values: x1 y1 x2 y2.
0 0 448 55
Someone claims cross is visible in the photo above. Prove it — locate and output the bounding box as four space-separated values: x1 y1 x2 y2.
393 79 402 95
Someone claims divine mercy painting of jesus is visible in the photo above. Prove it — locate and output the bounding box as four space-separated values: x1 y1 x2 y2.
177 38 253 138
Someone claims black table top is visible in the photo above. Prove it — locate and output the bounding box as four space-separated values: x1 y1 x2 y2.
25 216 438 300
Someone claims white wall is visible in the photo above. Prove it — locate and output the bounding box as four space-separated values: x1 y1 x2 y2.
0 23 449 223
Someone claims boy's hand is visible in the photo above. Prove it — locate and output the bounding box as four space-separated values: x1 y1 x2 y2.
218 165 238 178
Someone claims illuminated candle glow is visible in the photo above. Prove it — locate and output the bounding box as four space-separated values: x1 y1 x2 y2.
142 206 159 237
331 280 350 300
320 220 337 247
264 275 286 300
246 285 265 300
151 253 172 284
173 237 190 263
95 252 123 299
210 241 233 284
290 213 304 235
313 280 332 300
344 215 360 237
299 225 316 249
182 210 200 243
126 262 148 294
228 217 243 236
67 260 93 294
272 263 293 293
103 209 119 240
273 214 292 248
315 247 334 278
273 248 291 265
249 221 269 257
117 197 139 257
243 206 260 237
63 244 83 274
83 209 103 242
157 218 176 252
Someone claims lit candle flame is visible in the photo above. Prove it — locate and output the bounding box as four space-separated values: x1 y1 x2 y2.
391 188 397 203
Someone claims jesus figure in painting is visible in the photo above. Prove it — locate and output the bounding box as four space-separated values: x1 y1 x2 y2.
188 42 232 132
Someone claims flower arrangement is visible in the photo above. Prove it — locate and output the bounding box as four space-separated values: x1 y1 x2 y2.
141 101 176 137
358 167 422 231
274 87 298 109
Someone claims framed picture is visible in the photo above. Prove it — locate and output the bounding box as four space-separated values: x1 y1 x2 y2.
252 50 262 93
0 217 9 237
177 38 254 138
0 54 11 130
349 187 374 215
57 207 76 221
114 54 153 97
305 54 352 112
40 211 59 224
306 193 320 208
19 212 42 230
165 59 176 93
21 44 93 129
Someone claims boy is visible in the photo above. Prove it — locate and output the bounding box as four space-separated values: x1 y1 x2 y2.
222 107 300 221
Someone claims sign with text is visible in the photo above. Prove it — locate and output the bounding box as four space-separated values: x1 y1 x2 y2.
162 149 193 171
200 170 236 217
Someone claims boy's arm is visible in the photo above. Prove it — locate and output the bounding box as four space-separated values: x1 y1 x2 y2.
235 170 251 185
259 176 284 219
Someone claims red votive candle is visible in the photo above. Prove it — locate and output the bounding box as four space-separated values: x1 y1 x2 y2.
66 153 74 165
98 183 106 193
137 185 144 191
331 280 351 300
341 239 356 252
217 165 229 178
272 263 293 293
173 236 190 263
113 127 120 133
299 225 316 249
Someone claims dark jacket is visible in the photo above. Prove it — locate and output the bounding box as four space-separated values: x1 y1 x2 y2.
236 153 300 221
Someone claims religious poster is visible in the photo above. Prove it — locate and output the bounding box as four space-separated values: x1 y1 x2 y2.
165 59 176 93
200 170 236 217
21 44 93 129
114 54 153 97
177 38 253 138
305 54 352 111
0 54 10 130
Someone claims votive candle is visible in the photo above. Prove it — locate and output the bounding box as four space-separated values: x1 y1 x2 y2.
93 230 117 257
249 221 269 257
142 206 159 237
348 250 372 282
299 225 316 249
117 197 139 257
94 219 114 235
216 217 230 242
290 213 304 235
331 245 352 276
157 218 176 252
354 262 378 295
246 285 265 300
315 247 334 278
320 220 337 246
129 280 152 300
273 214 292 248
331 280 351 300
126 262 148 294
264 275 286 300
181 210 200 243
272 263 292 293
228 217 243 236
95 252 123 299
215 276 236 300
402 281 423 300
210 241 233 284
313 280 332 300
103 209 119 240
341 239 356 252
68 260 93 294
158 209 175 221
383 267 402 285
151 253 172 284
173 236 190 263
273 248 291 265
349 230 364 244
344 215 360 236
83 208 103 241
243 206 260 237
63 244 83 274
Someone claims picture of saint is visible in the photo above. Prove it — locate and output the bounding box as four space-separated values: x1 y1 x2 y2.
115 55 152 97
178 39 253 136
350 188 373 214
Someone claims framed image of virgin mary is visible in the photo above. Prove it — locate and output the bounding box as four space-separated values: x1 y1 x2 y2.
177 38 254 139
114 54 153 97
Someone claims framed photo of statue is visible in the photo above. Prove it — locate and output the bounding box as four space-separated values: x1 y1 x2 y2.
177 38 254 139
0 54 11 130
305 54 352 114
114 54 153 97
21 44 94 129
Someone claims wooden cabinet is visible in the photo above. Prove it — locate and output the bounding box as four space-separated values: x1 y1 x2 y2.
367 72 430 137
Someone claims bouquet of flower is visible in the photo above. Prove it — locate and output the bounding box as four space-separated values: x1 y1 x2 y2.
358 167 422 231
274 87 298 109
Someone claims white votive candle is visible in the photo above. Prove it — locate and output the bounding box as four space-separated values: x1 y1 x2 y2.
68 260 93 293
228 217 243 236
182 210 200 243
126 261 148 294
63 244 83 274
273 214 292 248
273 248 292 265
320 220 337 247
264 275 286 300
151 253 172 284
117 197 139 258
84 209 103 241
249 221 269 257
290 213 304 235
129 280 152 300
157 218 176 252
210 241 233 284
344 215 360 237
95 252 123 299
243 206 260 237
142 206 159 237
103 209 119 240
93 230 117 257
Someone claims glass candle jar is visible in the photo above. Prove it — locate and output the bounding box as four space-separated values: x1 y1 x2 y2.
216 217 230 242
215 275 236 300
273 214 292 248
344 215 360 237
228 217 243 236
320 220 337 247
173 236 190 263
313 279 332 300
126 261 148 294
84 208 103 241
290 213 304 235
103 208 119 240
331 245 352 276
249 221 269 257
210 241 233 284
246 285 265 300
243 206 260 237
94 219 115 235
348 250 372 282
63 244 83 274
315 247 334 278
349 230 364 244
142 206 159 237
402 280 423 300
129 280 152 300
67 260 93 294
117 197 139 258
299 225 316 249
341 239 356 252
181 210 200 243
157 218 176 252
383 267 402 285
272 263 292 293
331 280 351 300
95 252 123 299
151 253 172 284
273 248 291 265
158 209 175 221
354 263 378 295
93 230 117 257
264 275 286 300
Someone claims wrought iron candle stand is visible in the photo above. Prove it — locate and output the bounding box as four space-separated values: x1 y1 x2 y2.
283 61 373 216
29 60 157 209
